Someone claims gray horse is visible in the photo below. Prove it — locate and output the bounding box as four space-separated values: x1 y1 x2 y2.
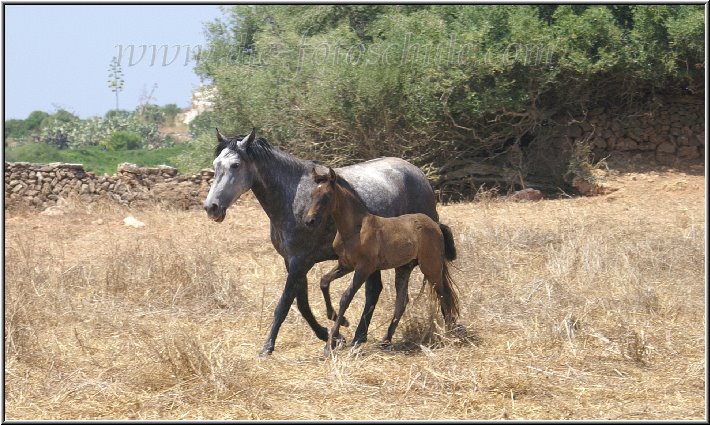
203 129 446 356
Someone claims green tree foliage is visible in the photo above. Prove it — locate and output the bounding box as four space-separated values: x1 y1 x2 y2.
39 110 80 149
5 110 57 142
136 104 166 126
195 5 703 189
188 111 216 138
36 109 161 149
160 104 182 124
99 131 144 151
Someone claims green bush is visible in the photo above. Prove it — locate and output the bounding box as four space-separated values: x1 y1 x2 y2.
160 104 182 124
192 5 704 192
171 132 216 173
100 131 144 151
188 111 216 138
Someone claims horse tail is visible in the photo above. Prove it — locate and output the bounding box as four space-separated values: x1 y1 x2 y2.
431 261 460 326
439 223 457 261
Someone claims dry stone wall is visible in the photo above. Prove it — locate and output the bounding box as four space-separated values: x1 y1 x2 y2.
568 96 704 164
4 162 215 210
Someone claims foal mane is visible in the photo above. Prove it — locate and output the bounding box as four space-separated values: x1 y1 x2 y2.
326 169 369 214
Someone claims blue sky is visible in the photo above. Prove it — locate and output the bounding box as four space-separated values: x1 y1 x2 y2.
3 5 224 119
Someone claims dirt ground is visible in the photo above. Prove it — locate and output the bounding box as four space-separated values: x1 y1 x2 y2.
3 159 706 420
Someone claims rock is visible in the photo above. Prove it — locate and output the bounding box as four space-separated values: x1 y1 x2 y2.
567 124 583 139
677 146 699 160
571 177 612 196
591 137 607 149
123 216 146 228
117 163 141 174
506 188 543 202
40 206 65 216
656 142 676 154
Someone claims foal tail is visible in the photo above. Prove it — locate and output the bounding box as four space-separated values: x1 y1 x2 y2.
435 222 459 324
439 223 457 261
434 261 460 326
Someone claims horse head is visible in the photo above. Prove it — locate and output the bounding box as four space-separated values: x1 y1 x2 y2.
203 128 257 222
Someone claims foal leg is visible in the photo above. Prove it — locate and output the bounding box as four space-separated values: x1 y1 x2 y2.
319 262 353 326
382 265 411 345
327 267 371 354
352 270 383 345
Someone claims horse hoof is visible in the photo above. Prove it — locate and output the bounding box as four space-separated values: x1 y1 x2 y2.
315 326 329 342
379 339 392 349
258 345 274 358
334 335 347 348
351 334 368 346
350 337 365 347
452 323 468 338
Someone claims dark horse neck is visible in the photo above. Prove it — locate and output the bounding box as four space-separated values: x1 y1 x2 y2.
248 145 312 223
331 181 371 239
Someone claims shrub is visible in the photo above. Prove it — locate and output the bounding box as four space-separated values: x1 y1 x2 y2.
188 111 216 138
100 131 144 151
193 5 704 195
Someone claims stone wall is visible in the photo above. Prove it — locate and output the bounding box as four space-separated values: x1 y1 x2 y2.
4 162 215 210
570 95 704 164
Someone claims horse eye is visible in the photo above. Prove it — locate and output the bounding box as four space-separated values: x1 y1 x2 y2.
230 163 239 169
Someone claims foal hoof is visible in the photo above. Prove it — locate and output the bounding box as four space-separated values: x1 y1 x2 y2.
324 335 346 356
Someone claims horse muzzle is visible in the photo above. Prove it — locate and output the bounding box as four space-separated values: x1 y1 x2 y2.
204 203 227 223
303 213 320 227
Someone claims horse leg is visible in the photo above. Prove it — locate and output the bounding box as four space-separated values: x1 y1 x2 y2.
296 272 330 342
327 267 370 354
352 270 383 345
320 262 353 327
382 265 411 345
260 257 326 357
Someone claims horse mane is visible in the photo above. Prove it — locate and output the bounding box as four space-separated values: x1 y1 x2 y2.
215 133 316 177
214 134 273 161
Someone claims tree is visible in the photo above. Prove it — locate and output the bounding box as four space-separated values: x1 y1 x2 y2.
107 56 125 111
195 5 704 196
99 131 143 151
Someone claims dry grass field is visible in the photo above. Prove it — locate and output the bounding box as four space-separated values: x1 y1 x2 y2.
3 162 706 420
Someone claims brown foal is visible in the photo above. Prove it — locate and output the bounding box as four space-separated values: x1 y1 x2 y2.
304 167 460 352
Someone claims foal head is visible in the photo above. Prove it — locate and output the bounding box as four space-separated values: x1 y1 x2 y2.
304 167 337 227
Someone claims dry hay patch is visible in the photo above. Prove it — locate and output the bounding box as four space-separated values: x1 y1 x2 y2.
4 170 705 419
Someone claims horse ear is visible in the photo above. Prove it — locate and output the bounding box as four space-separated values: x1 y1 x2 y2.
239 128 256 148
328 167 337 184
311 167 319 181
216 128 227 144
